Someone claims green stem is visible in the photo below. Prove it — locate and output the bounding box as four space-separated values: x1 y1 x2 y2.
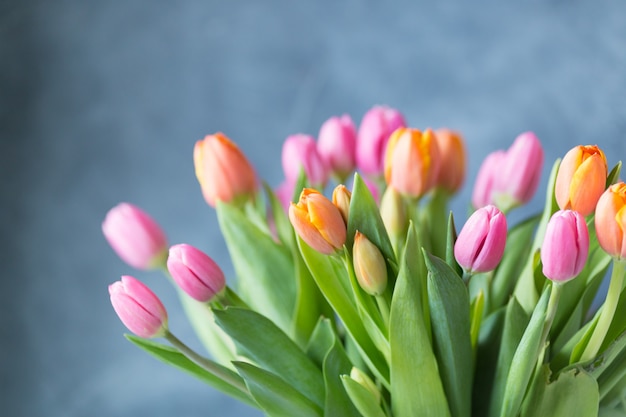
537 282 563 366
165 330 249 394
580 259 626 362
375 295 390 329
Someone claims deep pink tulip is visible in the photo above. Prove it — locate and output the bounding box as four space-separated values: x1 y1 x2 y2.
356 106 406 176
454 205 507 273
167 244 226 302
282 134 329 188
109 276 168 338
317 115 357 180
102 203 168 270
472 151 506 209
541 210 589 282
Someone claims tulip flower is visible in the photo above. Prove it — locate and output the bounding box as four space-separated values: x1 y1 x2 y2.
595 182 626 260
384 127 441 199
454 205 507 273
472 150 506 209
317 115 357 181
167 244 226 302
434 128 467 193
109 275 168 338
356 106 406 176
194 133 258 207
282 134 329 188
353 231 388 296
102 202 168 270
541 210 589 282
289 188 346 255
555 145 608 216
332 184 352 225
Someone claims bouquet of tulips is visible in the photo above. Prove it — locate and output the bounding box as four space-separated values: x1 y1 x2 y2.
103 106 626 417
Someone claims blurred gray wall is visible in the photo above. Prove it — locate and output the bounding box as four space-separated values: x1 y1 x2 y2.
2 0 625 416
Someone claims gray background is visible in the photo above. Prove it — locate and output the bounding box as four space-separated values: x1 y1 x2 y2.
2 0 625 416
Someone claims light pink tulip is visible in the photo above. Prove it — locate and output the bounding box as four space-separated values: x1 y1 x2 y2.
454 205 507 273
167 244 226 302
317 115 357 180
102 203 168 270
282 134 329 188
472 151 506 209
541 210 589 282
109 275 168 338
356 106 406 176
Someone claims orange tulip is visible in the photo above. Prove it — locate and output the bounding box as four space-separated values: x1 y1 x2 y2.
595 182 626 259
384 128 441 198
193 133 258 207
289 188 347 255
434 129 466 193
555 145 608 216
332 184 352 225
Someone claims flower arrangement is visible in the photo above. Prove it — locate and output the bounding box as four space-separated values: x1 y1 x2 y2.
103 106 626 417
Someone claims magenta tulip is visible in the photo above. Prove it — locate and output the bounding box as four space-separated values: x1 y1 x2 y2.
282 134 329 188
541 210 589 282
167 244 226 302
356 106 406 176
454 205 507 273
317 115 357 180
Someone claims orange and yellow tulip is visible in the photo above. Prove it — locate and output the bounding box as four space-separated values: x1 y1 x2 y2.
434 128 466 193
595 182 626 259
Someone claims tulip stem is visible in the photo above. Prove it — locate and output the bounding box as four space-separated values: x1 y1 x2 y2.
375 295 391 329
537 282 563 366
164 330 250 395
580 259 626 362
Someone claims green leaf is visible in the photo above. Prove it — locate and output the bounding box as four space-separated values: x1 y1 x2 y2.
217 202 296 334
263 182 295 248
125 335 256 408
607 162 622 187
470 290 485 350
213 307 325 408
234 361 322 417
390 225 450 417
500 285 551 417
445 211 461 276
341 375 388 417
424 251 473 417
306 317 336 369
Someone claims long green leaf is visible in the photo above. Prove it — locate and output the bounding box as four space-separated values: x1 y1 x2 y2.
341 376 388 417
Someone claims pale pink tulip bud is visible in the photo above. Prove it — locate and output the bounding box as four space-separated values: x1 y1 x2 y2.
541 210 589 282
167 244 226 302
356 106 406 176
102 203 168 270
109 275 168 338
472 151 506 209
317 115 357 180
454 205 507 273
282 134 329 188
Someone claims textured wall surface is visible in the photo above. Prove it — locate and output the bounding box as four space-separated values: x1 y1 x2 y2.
2 1 625 416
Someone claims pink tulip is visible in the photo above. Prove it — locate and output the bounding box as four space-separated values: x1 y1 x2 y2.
167 244 226 302
282 134 329 188
109 276 168 338
102 203 168 270
356 106 406 176
472 151 506 209
317 115 357 180
541 210 589 282
454 205 507 273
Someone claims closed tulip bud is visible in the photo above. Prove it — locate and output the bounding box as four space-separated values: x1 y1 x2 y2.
380 186 407 237
317 115 357 180
353 231 388 295
595 182 626 259
194 133 258 207
109 276 168 338
282 134 329 188
454 205 507 273
434 128 467 193
541 210 589 282
356 106 406 176
555 145 608 216
102 203 168 270
349 367 381 404
384 128 441 199
167 244 226 302
472 150 506 209
332 184 352 225
289 188 346 255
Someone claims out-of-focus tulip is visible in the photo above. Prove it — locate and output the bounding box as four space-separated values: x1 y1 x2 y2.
167 244 226 302
555 145 608 216
384 128 441 199
102 203 168 270
380 186 407 238
317 115 357 181
356 106 406 176
289 188 346 255
434 128 466 193
194 133 258 207
349 367 381 404
332 184 352 225
472 151 506 209
595 182 626 259
109 275 168 338
454 205 507 273
541 210 589 282
282 134 329 188
275 180 295 212
353 231 388 296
